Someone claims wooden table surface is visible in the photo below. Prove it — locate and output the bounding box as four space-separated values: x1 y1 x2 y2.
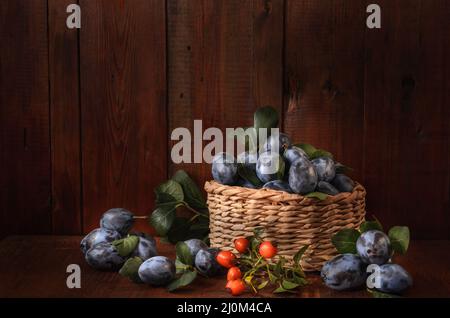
0 236 449 298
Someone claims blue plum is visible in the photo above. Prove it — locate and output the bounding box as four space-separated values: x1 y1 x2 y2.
331 174 355 193
131 234 158 261
237 151 258 171
80 228 121 255
195 248 224 277
212 152 238 185
184 239 208 258
263 180 293 193
317 181 339 196
288 158 318 194
263 133 292 154
85 242 126 271
256 152 285 183
375 264 413 294
138 256 176 286
311 157 336 182
321 254 367 291
356 230 392 265
283 146 308 165
100 208 134 236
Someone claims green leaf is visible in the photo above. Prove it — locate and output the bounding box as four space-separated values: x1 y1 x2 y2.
167 271 198 292
388 226 410 254
172 170 207 211
167 217 191 244
310 149 334 160
155 192 178 207
335 162 354 174
155 180 184 202
360 220 384 233
119 257 143 283
367 288 401 298
176 241 194 266
175 259 191 274
150 205 176 236
281 279 300 290
292 274 308 286
237 163 263 187
294 143 317 158
273 284 296 294
293 245 309 267
112 235 139 257
305 192 328 200
257 280 269 290
254 106 279 133
331 228 361 254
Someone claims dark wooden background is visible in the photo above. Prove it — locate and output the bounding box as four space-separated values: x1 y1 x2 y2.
1 0 449 239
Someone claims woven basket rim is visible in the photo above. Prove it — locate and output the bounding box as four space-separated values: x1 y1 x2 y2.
204 180 366 204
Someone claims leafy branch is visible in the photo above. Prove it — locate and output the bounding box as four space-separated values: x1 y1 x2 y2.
149 170 209 244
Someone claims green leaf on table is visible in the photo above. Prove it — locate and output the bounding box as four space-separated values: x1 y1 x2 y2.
150 205 176 236
119 257 143 283
360 219 384 233
388 226 410 254
167 217 191 244
172 170 207 211
293 245 309 268
254 106 279 134
112 235 139 257
273 284 296 294
167 270 198 292
294 143 317 158
292 274 308 286
237 163 263 187
176 241 194 266
305 192 328 200
367 288 401 298
310 149 334 160
175 259 191 274
155 180 184 202
281 279 300 290
331 228 361 254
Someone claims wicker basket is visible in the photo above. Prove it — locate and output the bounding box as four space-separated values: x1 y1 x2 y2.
205 180 366 271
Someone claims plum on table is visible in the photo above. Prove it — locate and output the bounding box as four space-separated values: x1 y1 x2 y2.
356 230 392 265
85 242 126 271
321 254 368 291
138 256 176 286
80 228 121 255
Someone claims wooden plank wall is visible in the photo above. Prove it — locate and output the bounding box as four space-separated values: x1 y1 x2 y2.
0 0 449 239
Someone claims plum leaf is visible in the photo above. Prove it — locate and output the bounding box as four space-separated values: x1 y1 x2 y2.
237 163 263 187
119 257 143 283
360 220 384 233
254 106 279 133
155 180 184 202
112 235 139 257
167 270 197 292
388 226 410 254
294 143 317 158
150 205 176 236
176 241 194 266
172 170 207 211
331 228 361 254
310 149 334 160
167 217 191 243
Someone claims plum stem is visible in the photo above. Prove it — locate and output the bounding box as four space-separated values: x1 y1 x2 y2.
133 216 148 219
